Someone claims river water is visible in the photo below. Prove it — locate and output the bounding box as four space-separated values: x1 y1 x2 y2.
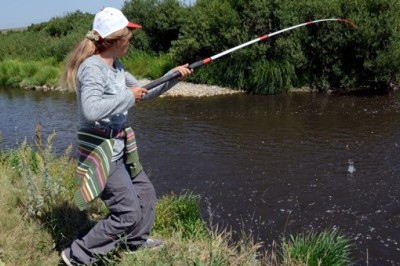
1 87 399 265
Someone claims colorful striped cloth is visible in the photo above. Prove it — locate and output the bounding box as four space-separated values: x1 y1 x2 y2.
74 127 143 210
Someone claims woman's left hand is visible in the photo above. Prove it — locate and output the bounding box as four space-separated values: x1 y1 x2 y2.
129 86 148 103
172 64 193 80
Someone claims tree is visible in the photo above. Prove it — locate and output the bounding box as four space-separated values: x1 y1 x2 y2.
170 0 400 93
123 0 188 52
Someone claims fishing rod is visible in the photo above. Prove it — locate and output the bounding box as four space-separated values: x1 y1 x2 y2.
143 18 356 90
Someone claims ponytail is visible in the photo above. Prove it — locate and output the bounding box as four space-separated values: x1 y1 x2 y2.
62 39 96 92
61 27 133 92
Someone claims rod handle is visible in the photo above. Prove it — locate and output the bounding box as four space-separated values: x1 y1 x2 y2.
143 60 205 90
189 60 205 70
143 71 181 90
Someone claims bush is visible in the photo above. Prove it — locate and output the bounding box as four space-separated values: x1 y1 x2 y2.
170 0 241 64
170 0 400 93
124 0 189 53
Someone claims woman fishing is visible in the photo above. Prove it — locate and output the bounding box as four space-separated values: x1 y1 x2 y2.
61 7 192 265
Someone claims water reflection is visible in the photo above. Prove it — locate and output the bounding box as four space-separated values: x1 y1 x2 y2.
1 87 400 265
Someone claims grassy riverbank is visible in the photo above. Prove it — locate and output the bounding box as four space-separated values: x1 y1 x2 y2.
0 51 174 91
0 128 354 265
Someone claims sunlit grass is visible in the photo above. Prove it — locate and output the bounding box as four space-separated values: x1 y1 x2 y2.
122 50 175 80
250 60 296 94
281 229 353 266
0 59 61 88
153 192 208 239
0 52 173 90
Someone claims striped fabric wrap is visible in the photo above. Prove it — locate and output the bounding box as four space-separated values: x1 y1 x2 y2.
74 127 143 210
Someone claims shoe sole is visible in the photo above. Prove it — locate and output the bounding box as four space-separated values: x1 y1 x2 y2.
124 243 164 254
61 251 73 266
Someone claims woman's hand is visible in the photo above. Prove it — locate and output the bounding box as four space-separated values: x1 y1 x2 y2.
129 87 148 102
171 63 193 80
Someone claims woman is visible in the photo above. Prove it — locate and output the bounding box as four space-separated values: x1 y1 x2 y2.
61 7 192 265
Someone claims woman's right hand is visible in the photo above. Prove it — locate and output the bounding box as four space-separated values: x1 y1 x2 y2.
171 63 193 80
129 87 148 102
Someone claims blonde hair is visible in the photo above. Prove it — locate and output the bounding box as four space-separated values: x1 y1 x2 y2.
62 27 133 92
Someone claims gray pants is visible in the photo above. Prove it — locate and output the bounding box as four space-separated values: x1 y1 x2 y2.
64 158 156 264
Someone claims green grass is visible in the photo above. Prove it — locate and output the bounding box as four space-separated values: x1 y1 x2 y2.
250 60 296 95
281 230 353 266
0 51 174 90
0 59 61 88
122 50 176 80
153 192 208 239
0 127 354 265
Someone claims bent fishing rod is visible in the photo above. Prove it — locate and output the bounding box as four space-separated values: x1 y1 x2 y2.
143 18 356 90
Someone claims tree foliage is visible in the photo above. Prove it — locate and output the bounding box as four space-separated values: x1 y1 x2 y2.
274 0 400 91
167 0 400 93
28 10 93 37
123 0 189 52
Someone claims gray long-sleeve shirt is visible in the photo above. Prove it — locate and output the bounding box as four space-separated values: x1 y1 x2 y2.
77 55 179 160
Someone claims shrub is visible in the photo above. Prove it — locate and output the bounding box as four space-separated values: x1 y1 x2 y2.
124 0 189 53
170 0 400 93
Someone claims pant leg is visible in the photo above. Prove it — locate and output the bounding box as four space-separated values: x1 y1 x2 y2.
66 158 143 265
125 170 157 247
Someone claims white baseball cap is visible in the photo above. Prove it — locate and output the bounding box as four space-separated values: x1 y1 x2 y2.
93 7 142 38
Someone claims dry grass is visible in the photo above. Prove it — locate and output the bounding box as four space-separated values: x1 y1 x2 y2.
120 229 265 266
0 166 59 265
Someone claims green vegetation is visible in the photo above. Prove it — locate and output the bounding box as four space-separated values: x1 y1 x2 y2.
0 127 353 265
281 230 353 266
0 59 61 88
1 0 399 93
122 50 175 80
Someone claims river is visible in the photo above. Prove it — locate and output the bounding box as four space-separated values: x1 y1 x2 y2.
1 87 399 265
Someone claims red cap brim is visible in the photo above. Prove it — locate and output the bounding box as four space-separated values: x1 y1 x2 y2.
128 21 142 29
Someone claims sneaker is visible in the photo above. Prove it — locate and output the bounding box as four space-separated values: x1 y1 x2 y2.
141 238 164 250
124 238 164 254
61 250 74 266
